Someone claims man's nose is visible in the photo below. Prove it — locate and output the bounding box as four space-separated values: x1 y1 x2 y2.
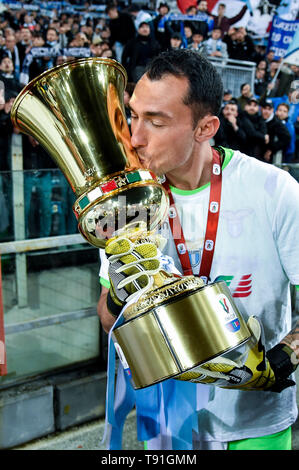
130 122 147 148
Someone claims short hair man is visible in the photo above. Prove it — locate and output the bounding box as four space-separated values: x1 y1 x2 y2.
98 50 299 451
243 98 269 158
214 99 253 153
204 27 228 58
275 102 296 162
260 99 291 163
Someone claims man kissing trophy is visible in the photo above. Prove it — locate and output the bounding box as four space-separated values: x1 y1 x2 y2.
11 57 278 393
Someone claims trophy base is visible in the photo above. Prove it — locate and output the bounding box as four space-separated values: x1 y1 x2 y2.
112 280 252 389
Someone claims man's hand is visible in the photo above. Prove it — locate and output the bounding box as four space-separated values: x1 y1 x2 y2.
105 234 164 317
226 114 238 131
176 317 296 392
264 149 272 161
266 320 299 392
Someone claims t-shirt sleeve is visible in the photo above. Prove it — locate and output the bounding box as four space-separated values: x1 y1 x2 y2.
273 170 299 286
99 249 110 288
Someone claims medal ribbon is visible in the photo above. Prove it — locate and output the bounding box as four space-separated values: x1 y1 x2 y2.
162 148 222 282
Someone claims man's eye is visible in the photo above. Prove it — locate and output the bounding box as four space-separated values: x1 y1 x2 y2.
151 121 164 127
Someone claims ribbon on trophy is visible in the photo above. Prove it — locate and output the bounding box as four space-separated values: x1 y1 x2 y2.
102 289 210 450
0 256 7 376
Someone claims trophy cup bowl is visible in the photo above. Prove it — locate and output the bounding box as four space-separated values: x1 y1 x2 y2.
11 58 252 390
11 57 169 247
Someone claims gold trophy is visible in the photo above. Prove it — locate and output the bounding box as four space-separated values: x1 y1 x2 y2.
11 58 252 390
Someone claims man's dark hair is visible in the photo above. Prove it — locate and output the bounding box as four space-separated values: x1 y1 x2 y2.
277 102 290 111
105 4 117 14
240 82 250 91
145 49 223 127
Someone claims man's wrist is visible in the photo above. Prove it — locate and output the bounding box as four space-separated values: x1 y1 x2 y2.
107 290 123 317
266 343 297 380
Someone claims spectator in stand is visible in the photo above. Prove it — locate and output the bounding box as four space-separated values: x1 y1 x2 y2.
237 82 254 110
254 66 268 98
269 85 299 125
265 50 275 74
128 4 153 31
0 85 17 241
257 59 267 74
22 135 65 239
102 48 115 59
121 22 161 82
194 1 210 39
275 103 296 163
70 32 90 47
204 27 228 59
265 60 281 98
105 4 136 62
0 30 4 48
183 24 193 47
0 88 16 174
31 32 45 48
169 32 184 51
70 21 81 41
275 64 299 99
254 40 267 65
210 2 248 38
152 2 173 51
36 27 60 74
214 100 252 152
243 98 269 159
222 88 233 107
187 30 206 55
92 23 104 46
99 26 113 49
0 56 22 95
58 21 73 48
260 99 291 164
222 26 237 54
183 6 205 40
18 28 33 65
225 26 255 62
0 34 22 80
22 13 36 31
81 24 94 44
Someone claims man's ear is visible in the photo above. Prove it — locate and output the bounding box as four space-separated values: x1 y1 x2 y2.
194 115 220 143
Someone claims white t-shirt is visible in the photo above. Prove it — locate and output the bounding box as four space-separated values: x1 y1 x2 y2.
99 148 299 442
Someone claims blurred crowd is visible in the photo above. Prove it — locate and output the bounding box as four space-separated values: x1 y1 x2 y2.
0 0 299 241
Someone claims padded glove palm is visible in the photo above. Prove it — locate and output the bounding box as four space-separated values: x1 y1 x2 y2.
105 234 172 316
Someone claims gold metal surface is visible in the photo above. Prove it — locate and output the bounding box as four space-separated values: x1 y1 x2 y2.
113 311 181 389
113 281 252 389
155 281 250 371
11 58 169 247
124 275 205 320
11 58 137 193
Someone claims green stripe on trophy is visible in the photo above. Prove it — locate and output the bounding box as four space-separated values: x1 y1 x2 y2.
79 195 90 210
126 171 142 183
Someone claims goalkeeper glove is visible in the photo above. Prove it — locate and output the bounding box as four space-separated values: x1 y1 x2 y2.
105 234 172 317
176 316 296 392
